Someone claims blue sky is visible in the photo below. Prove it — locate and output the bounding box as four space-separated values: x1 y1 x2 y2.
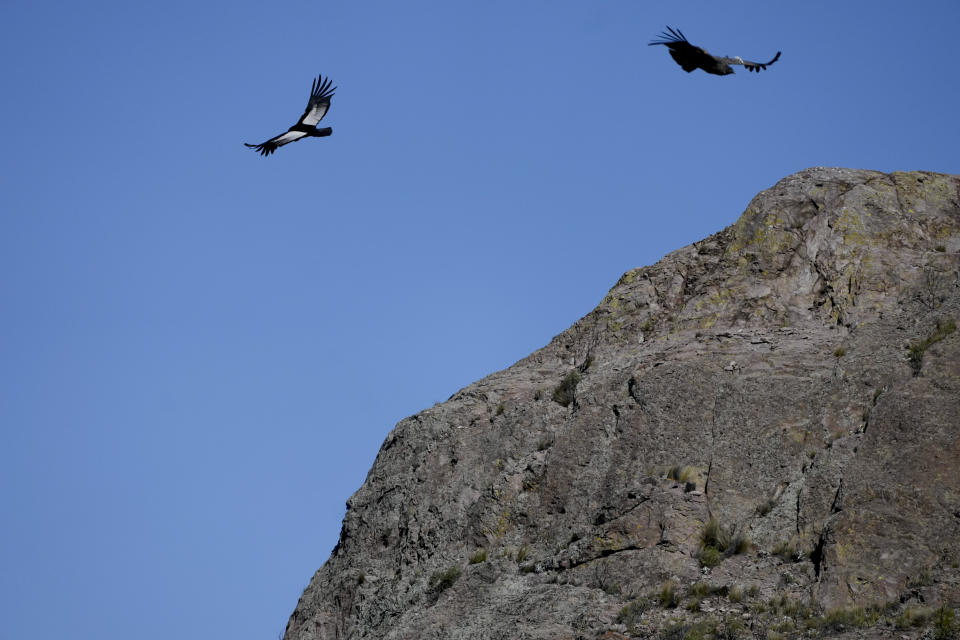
1 1 958 638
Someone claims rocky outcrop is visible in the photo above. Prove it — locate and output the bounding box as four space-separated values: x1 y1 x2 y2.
284 168 960 639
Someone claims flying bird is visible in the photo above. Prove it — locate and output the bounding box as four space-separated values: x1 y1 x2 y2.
245 74 336 156
649 27 780 76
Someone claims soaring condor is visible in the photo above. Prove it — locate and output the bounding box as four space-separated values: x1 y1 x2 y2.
245 74 336 156
649 27 780 76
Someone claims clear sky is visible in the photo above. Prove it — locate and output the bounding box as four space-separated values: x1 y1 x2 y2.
1 1 958 638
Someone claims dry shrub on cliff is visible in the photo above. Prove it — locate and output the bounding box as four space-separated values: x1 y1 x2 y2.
552 371 581 407
908 317 956 374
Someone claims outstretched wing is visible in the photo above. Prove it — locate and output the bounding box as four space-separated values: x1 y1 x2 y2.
648 25 692 48
244 130 309 156
716 51 781 72
297 74 336 127
648 26 715 73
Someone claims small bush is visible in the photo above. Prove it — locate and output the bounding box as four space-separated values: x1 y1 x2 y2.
469 548 487 564
833 346 846 357
428 565 461 593
552 371 581 407
495 404 505 416
936 245 947 252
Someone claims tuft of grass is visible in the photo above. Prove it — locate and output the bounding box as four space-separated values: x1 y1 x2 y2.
495 404 505 416
617 596 650 628
533 388 543 401
718 616 746 640
689 582 728 599
766 594 815 620
552 371 581 407
728 585 744 603
661 623 692 640
772 537 804 562
515 545 529 563
468 548 487 564
699 545 722 568
896 606 934 629
697 517 748 567
667 465 697 484
833 346 846 357
428 565 461 593
907 567 934 588
908 317 956 375
756 498 776 516
933 606 957 640
818 606 876 631
936 245 947 252
658 580 680 608
729 531 751 555
700 517 730 551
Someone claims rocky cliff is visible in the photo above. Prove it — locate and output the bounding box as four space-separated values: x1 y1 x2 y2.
284 168 960 640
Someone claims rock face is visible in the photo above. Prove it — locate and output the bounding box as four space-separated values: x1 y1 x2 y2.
285 168 960 640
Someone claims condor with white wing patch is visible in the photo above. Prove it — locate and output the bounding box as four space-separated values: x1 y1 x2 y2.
245 73 336 157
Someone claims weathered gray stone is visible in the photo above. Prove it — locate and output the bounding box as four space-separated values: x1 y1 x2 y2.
284 168 960 639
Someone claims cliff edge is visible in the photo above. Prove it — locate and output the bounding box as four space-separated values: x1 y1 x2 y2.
285 168 960 640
